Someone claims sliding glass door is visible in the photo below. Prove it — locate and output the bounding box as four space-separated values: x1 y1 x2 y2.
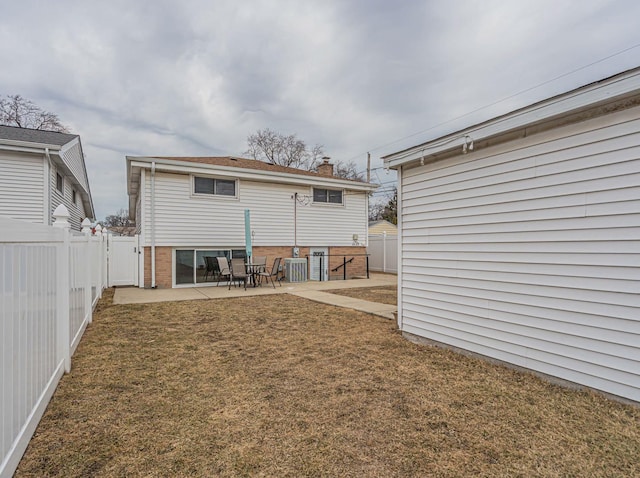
175 249 246 286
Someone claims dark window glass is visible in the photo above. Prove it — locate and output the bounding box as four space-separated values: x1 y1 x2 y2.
313 188 342 204
72 190 77 204
231 249 246 259
194 177 235 196
175 250 195 284
56 172 63 193
216 179 236 196
313 188 327 202
194 177 214 194
328 189 342 204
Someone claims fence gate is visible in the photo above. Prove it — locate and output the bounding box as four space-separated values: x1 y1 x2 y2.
108 235 139 286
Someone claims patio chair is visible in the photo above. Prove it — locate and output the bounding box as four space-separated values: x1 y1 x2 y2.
216 256 231 286
258 257 283 288
253 256 267 273
229 258 248 290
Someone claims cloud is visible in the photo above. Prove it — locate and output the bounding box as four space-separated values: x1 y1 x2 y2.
1 0 639 218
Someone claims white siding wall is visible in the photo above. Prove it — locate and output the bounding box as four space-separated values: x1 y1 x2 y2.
0 151 45 224
140 171 368 247
50 164 86 231
60 140 90 193
135 195 141 235
400 106 640 402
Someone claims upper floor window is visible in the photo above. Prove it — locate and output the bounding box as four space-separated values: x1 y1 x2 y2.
193 176 236 197
313 188 343 204
56 172 63 193
72 189 77 205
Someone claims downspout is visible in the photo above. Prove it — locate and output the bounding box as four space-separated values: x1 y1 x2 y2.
45 147 52 225
151 162 156 288
293 192 298 248
396 165 403 331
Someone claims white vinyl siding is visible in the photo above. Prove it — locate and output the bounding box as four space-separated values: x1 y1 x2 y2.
399 106 640 402
141 171 367 247
0 151 45 224
135 194 142 235
50 164 85 231
60 140 90 194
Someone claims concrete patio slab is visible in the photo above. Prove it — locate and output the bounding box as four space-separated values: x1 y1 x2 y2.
289 290 397 320
113 273 397 320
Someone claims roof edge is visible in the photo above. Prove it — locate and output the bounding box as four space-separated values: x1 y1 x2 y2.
383 66 640 168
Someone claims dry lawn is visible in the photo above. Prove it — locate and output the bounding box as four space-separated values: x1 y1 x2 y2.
328 285 397 306
16 289 640 477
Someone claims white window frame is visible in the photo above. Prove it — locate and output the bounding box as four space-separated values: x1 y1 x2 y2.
191 174 239 200
311 187 344 206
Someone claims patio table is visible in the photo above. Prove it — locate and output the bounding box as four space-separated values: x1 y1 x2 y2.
245 263 266 287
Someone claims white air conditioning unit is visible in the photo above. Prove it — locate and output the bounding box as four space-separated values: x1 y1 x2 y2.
284 258 307 282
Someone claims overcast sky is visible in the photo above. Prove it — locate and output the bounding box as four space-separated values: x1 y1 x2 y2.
1 0 639 220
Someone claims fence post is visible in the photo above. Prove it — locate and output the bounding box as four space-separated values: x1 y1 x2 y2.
102 227 109 289
53 205 71 373
382 231 387 273
81 218 93 323
95 224 104 298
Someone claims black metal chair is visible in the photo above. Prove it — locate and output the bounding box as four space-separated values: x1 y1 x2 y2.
203 256 216 281
258 257 283 288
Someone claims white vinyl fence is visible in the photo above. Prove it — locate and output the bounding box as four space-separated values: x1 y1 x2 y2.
368 233 398 274
0 206 107 478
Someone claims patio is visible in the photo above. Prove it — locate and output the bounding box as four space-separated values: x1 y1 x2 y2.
15 285 640 477
113 273 398 320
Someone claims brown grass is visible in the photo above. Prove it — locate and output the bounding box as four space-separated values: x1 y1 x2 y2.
328 285 397 305
15 291 639 477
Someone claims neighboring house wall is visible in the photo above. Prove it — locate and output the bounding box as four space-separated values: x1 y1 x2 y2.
60 140 90 194
368 220 397 235
398 105 640 402
135 195 142 235
50 163 86 231
139 171 368 247
0 150 45 223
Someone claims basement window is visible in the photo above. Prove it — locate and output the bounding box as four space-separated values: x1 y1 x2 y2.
193 176 236 197
313 188 343 204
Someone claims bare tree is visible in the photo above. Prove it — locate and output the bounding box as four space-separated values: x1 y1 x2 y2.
332 160 365 181
369 187 397 224
0 94 69 132
245 128 324 170
245 128 365 181
104 208 134 228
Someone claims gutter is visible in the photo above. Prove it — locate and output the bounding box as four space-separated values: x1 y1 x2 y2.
45 147 52 225
383 66 640 169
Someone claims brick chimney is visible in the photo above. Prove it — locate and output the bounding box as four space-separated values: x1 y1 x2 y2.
317 156 334 176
